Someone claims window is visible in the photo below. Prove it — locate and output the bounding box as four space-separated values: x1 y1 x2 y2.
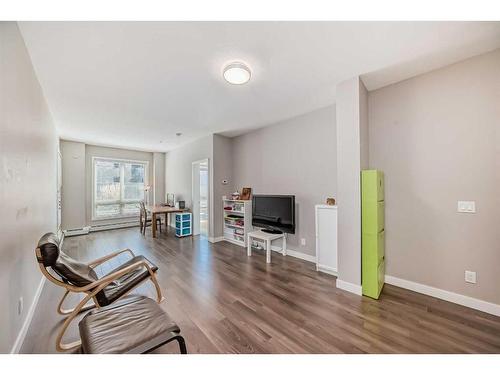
93 158 148 219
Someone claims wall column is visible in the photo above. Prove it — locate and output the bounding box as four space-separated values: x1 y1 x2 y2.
335 76 368 295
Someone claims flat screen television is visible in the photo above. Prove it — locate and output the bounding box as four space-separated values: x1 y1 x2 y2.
252 195 295 234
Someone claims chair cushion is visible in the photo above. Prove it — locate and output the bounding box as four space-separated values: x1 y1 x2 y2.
37 232 98 286
79 295 179 354
53 251 99 287
37 232 61 267
95 255 158 306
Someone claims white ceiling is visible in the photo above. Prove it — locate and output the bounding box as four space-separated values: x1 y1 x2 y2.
19 21 500 152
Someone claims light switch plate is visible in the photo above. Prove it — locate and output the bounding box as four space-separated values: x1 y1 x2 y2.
457 201 476 213
301 238 306 246
465 270 477 284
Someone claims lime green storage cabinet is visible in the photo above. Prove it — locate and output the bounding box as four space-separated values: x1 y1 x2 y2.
362 170 385 299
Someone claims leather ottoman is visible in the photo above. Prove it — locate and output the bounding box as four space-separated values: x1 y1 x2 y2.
79 295 187 354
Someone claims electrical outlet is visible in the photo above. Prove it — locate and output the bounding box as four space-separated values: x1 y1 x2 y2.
301 238 306 246
457 201 476 213
465 271 477 284
18 297 24 316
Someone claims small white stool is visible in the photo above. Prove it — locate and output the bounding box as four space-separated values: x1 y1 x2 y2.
247 229 286 264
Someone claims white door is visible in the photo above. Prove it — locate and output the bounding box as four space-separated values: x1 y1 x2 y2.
192 159 209 236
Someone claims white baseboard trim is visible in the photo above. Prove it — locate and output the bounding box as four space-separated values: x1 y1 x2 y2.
385 275 500 317
10 276 46 353
270 245 316 263
336 279 362 296
208 236 224 243
317 264 338 276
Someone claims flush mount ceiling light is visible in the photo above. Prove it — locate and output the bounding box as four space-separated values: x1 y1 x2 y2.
223 62 251 85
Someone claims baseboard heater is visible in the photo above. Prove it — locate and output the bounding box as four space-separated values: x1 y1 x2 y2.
90 221 138 232
63 226 91 237
63 221 139 237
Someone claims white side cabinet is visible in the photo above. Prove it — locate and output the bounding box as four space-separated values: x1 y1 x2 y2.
315 204 338 275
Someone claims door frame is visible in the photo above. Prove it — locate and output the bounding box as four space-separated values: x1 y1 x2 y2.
192 158 210 236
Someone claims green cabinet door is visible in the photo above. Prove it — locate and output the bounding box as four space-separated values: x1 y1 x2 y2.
361 170 385 299
362 170 384 202
362 200 385 234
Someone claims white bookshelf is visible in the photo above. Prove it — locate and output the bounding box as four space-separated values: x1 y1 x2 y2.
222 199 252 247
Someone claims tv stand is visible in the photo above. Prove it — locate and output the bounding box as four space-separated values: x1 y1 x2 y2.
247 229 286 264
262 228 283 234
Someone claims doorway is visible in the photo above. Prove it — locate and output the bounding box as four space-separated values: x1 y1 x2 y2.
192 159 209 236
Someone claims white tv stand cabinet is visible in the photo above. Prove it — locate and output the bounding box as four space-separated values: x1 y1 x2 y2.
247 229 287 264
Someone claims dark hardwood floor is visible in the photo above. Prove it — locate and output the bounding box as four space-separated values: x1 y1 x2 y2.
21 227 500 354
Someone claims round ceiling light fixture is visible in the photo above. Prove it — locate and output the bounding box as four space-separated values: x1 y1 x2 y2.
223 62 251 85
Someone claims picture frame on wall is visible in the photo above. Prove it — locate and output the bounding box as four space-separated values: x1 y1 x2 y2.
240 187 252 200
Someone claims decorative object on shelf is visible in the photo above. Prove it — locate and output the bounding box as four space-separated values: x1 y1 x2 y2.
240 187 252 200
326 197 336 205
231 191 240 200
175 212 192 237
166 193 175 207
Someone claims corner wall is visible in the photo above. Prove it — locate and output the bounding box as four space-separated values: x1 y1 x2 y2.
0 22 58 353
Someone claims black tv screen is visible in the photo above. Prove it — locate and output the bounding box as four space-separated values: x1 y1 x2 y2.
252 195 295 234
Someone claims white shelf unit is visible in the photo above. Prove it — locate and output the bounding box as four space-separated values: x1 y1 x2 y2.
223 199 252 247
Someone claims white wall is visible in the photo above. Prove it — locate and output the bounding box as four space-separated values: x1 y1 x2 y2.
153 152 166 205
212 135 233 239
369 49 500 305
165 135 214 236
231 106 337 256
0 22 57 353
60 140 86 230
335 76 367 292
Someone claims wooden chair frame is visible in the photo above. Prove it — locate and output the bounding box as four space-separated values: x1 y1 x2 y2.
139 202 161 235
36 247 163 352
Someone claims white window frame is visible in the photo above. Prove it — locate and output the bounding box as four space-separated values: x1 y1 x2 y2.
91 157 149 221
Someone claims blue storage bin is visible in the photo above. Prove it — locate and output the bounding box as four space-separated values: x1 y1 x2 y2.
175 212 192 237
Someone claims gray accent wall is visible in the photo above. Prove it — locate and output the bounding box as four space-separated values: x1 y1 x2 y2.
368 49 500 304
231 105 337 256
0 22 57 353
